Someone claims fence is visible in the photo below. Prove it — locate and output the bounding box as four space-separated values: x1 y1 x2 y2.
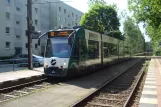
0 58 42 73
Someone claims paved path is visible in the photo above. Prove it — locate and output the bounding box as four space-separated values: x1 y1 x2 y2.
0 69 44 83
139 57 161 107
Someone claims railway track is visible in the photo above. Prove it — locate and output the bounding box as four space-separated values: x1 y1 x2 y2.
72 59 147 107
0 58 146 105
0 78 59 103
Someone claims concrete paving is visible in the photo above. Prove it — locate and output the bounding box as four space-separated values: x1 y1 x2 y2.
0 59 141 107
139 57 161 107
0 67 44 89
0 70 44 83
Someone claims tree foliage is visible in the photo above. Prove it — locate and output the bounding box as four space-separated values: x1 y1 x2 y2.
123 17 145 54
80 3 122 39
88 0 107 7
128 0 161 28
128 0 161 53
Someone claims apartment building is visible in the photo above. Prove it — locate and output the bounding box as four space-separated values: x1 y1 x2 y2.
0 0 83 57
48 0 83 29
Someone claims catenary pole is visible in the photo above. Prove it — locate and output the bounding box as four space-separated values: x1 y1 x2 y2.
27 0 33 70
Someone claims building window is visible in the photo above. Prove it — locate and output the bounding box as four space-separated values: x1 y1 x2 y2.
59 7 61 12
16 7 21 12
6 42 10 49
72 13 74 17
64 18 66 23
35 44 38 49
68 23 70 27
6 0 10 5
59 16 61 21
16 35 20 39
75 23 77 26
6 27 10 33
35 20 38 25
16 21 20 25
6 12 10 20
64 9 66 14
72 21 74 25
68 15 70 18
35 8 38 13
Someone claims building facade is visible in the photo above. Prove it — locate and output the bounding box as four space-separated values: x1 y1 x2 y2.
0 0 83 57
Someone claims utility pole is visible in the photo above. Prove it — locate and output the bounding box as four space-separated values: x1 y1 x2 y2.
27 0 33 70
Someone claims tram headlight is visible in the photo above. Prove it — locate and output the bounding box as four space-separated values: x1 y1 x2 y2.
64 62 66 66
44 63 48 68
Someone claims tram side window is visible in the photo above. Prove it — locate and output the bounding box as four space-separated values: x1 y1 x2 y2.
79 39 86 56
68 33 75 47
103 42 117 58
45 40 53 58
72 39 79 60
88 40 99 59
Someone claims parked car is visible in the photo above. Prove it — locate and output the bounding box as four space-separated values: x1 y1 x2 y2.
7 55 21 64
13 54 44 67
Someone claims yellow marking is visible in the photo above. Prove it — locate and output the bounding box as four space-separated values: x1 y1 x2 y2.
142 91 157 95
140 98 157 104
144 85 156 89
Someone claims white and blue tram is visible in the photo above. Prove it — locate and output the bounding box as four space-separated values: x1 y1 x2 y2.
39 26 130 77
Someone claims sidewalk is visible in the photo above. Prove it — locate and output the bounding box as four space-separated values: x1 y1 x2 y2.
139 57 161 107
0 68 44 89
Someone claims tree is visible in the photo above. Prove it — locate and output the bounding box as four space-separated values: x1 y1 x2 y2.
80 3 122 39
123 17 145 54
128 0 161 54
128 0 161 28
88 0 107 7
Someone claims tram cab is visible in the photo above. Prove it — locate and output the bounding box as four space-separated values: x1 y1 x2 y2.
42 29 79 77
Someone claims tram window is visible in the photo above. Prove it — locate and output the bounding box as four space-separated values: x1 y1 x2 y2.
79 39 86 56
103 42 117 57
45 40 53 58
68 33 75 46
88 40 99 59
72 39 79 60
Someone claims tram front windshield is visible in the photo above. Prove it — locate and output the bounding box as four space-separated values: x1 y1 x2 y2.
51 37 71 58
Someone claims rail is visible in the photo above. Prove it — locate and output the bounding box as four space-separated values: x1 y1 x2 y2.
71 58 145 107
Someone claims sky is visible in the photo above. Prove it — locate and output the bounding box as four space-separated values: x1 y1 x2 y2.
65 0 151 42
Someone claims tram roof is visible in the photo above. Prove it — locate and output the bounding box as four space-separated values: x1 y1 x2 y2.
49 29 74 32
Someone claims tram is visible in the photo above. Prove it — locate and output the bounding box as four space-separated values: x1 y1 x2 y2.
39 26 130 77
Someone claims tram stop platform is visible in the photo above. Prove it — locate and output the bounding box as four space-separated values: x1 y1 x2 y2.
139 57 161 107
0 67 44 90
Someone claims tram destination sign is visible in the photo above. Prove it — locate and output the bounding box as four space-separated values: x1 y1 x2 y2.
48 30 73 38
